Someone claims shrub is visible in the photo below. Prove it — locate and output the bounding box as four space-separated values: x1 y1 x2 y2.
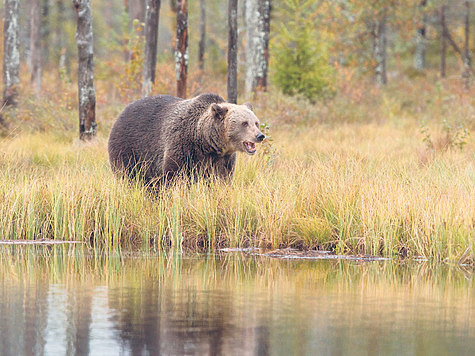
272 0 335 102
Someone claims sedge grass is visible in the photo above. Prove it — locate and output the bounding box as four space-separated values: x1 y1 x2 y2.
0 117 473 263
0 69 473 262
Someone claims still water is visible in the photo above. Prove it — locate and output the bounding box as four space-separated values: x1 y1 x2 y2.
0 246 473 356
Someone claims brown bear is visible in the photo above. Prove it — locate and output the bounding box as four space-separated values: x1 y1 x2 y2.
108 93 265 184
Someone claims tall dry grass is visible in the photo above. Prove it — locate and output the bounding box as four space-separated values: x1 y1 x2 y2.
0 65 473 262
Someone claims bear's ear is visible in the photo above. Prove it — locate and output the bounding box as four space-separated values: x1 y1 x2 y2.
211 103 228 120
243 102 253 111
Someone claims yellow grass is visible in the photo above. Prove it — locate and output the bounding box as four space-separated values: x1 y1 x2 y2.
0 69 473 262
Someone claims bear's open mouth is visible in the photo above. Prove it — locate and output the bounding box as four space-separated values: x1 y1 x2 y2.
243 141 256 155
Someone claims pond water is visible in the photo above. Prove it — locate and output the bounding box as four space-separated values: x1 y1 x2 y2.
0 246 473 356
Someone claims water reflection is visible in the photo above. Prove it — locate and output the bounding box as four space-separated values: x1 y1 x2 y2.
0 246 473 355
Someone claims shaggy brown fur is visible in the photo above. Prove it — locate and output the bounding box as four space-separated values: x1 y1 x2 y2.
108 93 264 183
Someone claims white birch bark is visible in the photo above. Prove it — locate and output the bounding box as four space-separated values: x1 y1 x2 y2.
175 0 188 98
413 0 427 71
372 13 387 86
245 0 258 95
255 0 270 89
245 0 270 95
73 0 97 140
3 0 20 107
414 28 426 71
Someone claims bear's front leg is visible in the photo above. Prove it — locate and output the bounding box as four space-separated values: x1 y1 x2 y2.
163 154 181 181
216 153 236 181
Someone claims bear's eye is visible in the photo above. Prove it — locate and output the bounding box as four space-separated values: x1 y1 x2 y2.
242 121 249 127
255 122 259 128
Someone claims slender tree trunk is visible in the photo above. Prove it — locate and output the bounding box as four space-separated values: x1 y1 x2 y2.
414 0 427 71
30 0 42 95
57 0 68 79
169 0 177 54
198 0 206 71
462 1 471 89
142 0 161 97
372 12 387 86
245 0 271 95
73 0 97 141
175 0 188 98
440 5 447 78
255 0 270 90
245 0 258 95
227 0 238 103
3 0 20 109
41 0 50 65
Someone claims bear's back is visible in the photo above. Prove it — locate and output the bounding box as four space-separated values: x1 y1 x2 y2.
108 95 182 178
108 93 225 181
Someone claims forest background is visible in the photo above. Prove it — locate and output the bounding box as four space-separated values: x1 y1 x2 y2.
0 0 473 263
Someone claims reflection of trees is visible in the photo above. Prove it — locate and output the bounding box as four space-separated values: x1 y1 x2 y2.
104 255 277 354
65 285 93 356
0 275 49 356
0 247 473 355
107 258 234 355
108 281 162 355
254 325 269 356
24 279 49 356
0 281 24 356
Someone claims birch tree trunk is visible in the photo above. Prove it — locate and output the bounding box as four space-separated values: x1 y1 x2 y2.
255 0 270 90
198 0 206 71
414 0 427 71
440 5 447 78
41 0 50 64
142 0 161 97
73 0 97 141
245 0 257 95
30 0 42 95
462 1 471 89
227 0 238 103
245 0 271 95
169 0 177 54
3 0 20 108
175 0 188 98
372 12 387 86
57 0 68 78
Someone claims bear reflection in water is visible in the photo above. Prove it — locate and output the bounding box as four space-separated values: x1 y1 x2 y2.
108 93 265 184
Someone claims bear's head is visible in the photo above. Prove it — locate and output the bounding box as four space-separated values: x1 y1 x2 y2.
210 102 265 155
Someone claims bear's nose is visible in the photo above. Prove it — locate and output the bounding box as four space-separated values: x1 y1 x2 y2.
256 133 265 142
